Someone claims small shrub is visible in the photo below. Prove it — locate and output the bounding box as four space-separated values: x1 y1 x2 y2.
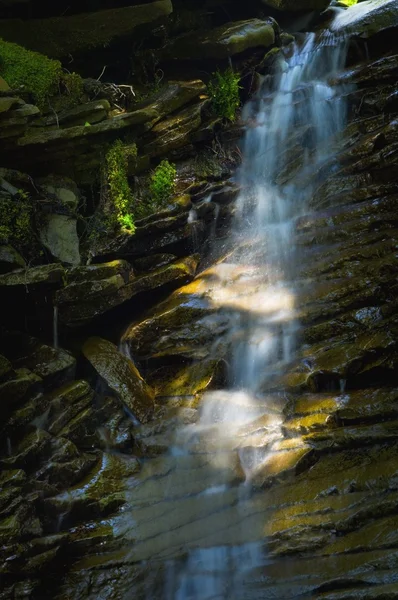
208 68 241 122
0 38 62 108
105 140 135 233
149 160 176 205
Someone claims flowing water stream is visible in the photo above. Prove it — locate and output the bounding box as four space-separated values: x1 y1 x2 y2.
124 30 350 600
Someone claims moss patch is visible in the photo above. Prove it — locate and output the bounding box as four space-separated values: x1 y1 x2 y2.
149 160 176 205
0 38 62 108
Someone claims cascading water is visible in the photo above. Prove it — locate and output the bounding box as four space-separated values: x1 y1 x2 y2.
126 31 350 600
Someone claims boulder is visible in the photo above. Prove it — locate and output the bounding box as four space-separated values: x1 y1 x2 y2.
82 336 155 423
162 19 276 61
40 214 80 265
0 1 173 58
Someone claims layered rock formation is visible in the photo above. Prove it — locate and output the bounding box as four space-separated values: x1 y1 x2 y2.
2 0 398 598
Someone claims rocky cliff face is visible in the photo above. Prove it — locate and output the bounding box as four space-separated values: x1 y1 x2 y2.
1 1 398 599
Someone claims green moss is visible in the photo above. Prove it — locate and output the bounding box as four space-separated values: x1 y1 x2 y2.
0 190 34 252
105 140 136 233
0 38 62 108
208 68 241 122
149 160 176 205
59 71 84 108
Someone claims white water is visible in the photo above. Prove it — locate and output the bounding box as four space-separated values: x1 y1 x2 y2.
135 32 349 600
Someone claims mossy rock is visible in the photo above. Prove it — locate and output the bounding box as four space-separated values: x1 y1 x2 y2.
0 1 173 59
0 38 62 107
162 19 276 61
82 336 155 423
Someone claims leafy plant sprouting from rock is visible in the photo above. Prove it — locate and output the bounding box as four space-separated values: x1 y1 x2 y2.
105 139 136 233
208 68 241 122
149 160 177 205
0 38 62 108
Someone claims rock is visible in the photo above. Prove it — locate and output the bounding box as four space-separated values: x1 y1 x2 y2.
43 452 140 528
0 263 65 288
0 96 19 113
162 19 276 61
134 80 206 125
39 214 80 266
331 0 398 38
143 101 206 158
261 0 330 10
0 330 75 387
36 100 110 128
0 245 25 273
0 1 173 58
37 175 80 212
147 359 226 397
82 337 155 423
251 445 316 488
133 253 177 273
56 260 134 328
0 106 157 183
127 255 200 296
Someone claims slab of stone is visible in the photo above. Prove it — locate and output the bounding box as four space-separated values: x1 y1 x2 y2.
82 337 155 423
162 19 275 61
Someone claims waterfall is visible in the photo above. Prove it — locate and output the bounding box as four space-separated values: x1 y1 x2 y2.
137 31 350 600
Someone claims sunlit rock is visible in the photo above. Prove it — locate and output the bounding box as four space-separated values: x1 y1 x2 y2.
82 336 155 423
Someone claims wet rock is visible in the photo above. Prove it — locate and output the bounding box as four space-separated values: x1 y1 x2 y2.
162 19 276 61
39 214 80 265
148 359 226 397
251 445 316 488
331 0 398 39
43 452 140 527
0 1 173 58
126 255 200 297
0 244 25 273
82 337 155 423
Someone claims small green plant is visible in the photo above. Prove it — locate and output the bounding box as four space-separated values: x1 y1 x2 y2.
208 68 241 122
0 38 62 108
149 160 176 205
105 140 135 233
